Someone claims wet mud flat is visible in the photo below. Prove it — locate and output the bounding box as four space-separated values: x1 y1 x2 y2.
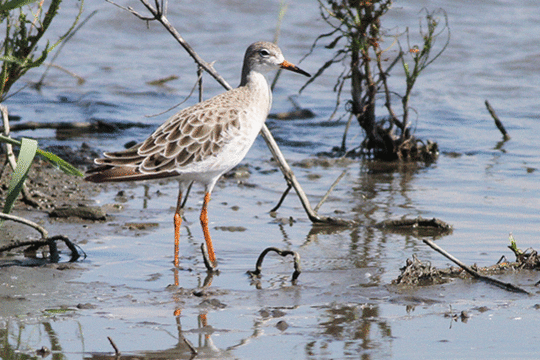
1 151 540 360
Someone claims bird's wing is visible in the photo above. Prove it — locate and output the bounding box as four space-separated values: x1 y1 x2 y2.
86 91 244 181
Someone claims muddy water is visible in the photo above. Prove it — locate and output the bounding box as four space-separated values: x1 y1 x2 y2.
2 0 540 359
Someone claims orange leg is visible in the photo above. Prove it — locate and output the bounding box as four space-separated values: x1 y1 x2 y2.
173 266 179 287
174 190 183 268
199 313 208 330
200 192 217 267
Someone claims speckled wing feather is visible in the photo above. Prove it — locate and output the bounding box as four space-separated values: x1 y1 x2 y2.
86 90 245 182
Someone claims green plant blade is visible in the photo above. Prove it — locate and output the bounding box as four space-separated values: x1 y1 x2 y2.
3 137 37 215
36 148 84 177
0 134 84 177
0 134 21 147
0 0 39 12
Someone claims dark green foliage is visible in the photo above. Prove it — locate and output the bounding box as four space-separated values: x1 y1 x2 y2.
0 1 84 217
0 0 82 101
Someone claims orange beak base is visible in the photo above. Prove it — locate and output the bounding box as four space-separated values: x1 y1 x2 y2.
280 60 311 77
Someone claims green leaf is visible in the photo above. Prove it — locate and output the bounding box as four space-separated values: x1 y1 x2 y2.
0 134 20 147
0 0 39 12
3 137 37 215
0 134 84 177
36 148 84 177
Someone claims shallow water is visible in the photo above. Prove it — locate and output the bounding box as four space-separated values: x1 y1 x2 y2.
2 0 540 359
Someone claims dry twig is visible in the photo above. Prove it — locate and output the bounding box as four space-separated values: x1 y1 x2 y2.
423 239 530 294
0 212 48 238
485 100 510 141
314 169 347 212
270 184 292 213
107 336 121 356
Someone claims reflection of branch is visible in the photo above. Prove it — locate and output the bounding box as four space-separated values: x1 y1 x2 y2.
42 322 63 358
423 239 530 295
193 270 215 297
109 0 353 225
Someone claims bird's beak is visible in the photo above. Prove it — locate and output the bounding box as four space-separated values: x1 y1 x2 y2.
280 60 311 77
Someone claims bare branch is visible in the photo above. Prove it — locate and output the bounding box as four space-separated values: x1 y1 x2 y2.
0 212 48 238
270 184 292 213
485 100 510 141
314 170 347 213
423 239 530 295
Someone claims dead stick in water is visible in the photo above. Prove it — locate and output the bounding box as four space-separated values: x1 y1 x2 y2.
422 239 530 295
485 100 510 140
270 184 292 213
107 336 121 356
314 170 347 213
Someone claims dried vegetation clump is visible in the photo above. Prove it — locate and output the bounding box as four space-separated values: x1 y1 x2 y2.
393 255 454 286
394 241 540 287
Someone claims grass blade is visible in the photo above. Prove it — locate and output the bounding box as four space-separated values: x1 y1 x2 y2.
0 134 84 177
36 148 84 177
3 137 37 214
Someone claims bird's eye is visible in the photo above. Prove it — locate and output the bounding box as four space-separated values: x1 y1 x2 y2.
259 49 270 57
